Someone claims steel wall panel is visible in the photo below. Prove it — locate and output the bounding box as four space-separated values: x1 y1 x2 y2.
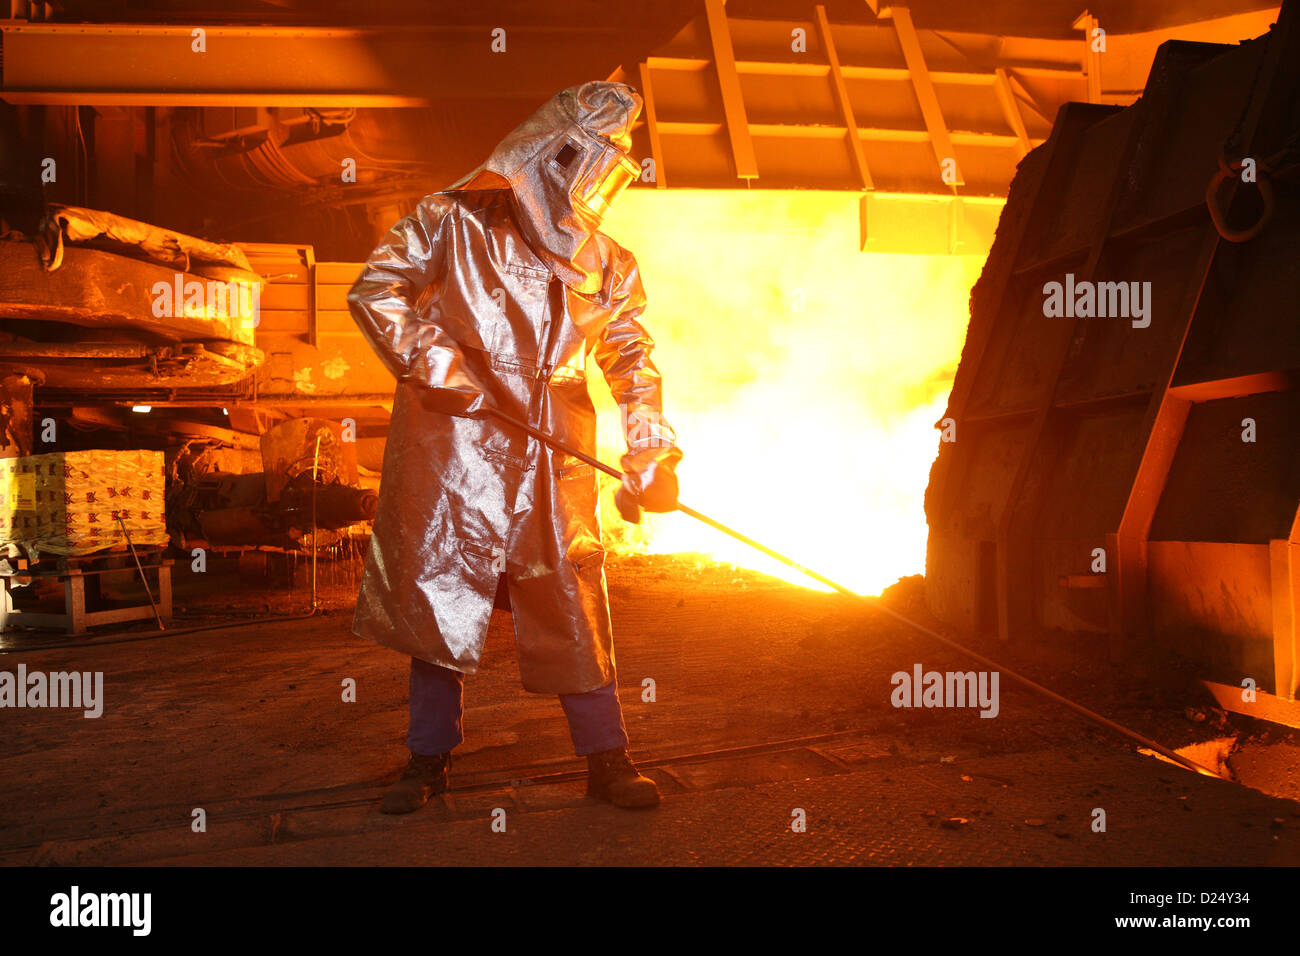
1174 224 1300 385
927 2 1300 713
1150 393 1300 543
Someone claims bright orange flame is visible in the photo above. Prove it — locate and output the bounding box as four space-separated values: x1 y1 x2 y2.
595 190 985 596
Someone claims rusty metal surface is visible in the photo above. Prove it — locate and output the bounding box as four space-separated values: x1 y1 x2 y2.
0 245 256 343
37 204 257 275
259 418 357 502
926 6 1300 703
0 238 265 396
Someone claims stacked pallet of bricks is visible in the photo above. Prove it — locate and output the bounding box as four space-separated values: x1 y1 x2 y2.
0 450 168 558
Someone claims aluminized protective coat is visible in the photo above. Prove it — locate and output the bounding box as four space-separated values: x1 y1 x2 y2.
348 82 682 694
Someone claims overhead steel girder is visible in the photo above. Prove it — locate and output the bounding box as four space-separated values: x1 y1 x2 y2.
0 21 626 106
634 10 1069 194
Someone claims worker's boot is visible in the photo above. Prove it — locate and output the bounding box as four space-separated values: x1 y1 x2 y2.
380 750 452 815
586 747 660 809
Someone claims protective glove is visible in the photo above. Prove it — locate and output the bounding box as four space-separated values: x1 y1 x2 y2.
614 459 679 524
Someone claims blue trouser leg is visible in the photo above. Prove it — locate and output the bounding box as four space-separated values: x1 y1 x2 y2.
407 657 630 758
559 680 630 757
406 657 465 756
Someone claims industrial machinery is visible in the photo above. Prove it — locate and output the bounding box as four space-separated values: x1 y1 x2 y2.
925 7 1300 725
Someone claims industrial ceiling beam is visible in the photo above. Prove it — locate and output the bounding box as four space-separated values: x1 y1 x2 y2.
648 54 1083 86
887 4 964 187
815 5 873 191
993 67 1033 158
638 7 1086 194
0 21 626 106
1073 10 1104 104
701 0 759 181
638 61 669 189
654 120 1036 149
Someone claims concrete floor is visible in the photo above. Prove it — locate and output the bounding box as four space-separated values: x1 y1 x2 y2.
1 555 1298 866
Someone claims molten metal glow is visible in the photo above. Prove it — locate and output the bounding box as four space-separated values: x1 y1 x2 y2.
596 190 985 595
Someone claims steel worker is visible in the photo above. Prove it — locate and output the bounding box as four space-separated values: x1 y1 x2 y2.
348 82 682 813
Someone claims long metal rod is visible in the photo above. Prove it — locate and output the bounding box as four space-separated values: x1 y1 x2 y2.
310 434 321 611
115 514 165 630
485 407 1223 779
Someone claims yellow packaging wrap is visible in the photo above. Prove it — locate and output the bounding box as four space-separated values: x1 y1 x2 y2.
0 450 168 557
